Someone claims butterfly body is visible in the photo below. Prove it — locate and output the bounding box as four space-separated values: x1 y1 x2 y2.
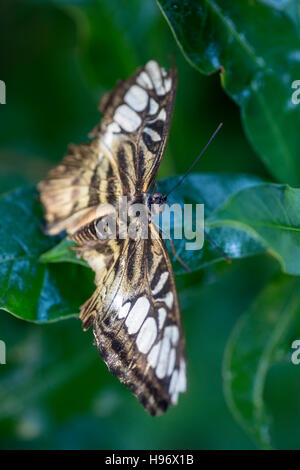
147 192 167 212
38 60 187 415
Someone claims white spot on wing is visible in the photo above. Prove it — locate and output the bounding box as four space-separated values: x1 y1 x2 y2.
167 348 176 376
148 341 160 368
118 301 131 319
171 392 179 405
124 85 148 112
156 337 171 379
169 369 178 395
143 127 161 143
114 104 141 132
136 317 157 354
148 108 166 125
157 291 173 309
145 60 161 81
165 325 179 345
158 308 167 330
136 71 153 89
169 359 186 403
164 77 172 93
145 61 172 96
149 98 159 115
125 297 150 334
145 60 165 96
112 293 123 312
168 356 186 404
151 272 169 295
157 108 166 121
176 359 187 393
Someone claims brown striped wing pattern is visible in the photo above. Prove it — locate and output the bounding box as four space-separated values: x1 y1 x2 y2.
38 60 187 415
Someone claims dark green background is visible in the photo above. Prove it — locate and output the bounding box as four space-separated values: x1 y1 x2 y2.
0 0 299 449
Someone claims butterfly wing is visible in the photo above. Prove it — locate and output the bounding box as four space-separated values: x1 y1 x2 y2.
92 60 177 193
37 139 123 235
38 60 177 234
77 224 186 415
38 60 185 414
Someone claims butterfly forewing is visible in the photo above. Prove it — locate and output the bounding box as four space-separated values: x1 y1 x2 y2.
38 60 186 414
38 61 176 235
90 60 177 194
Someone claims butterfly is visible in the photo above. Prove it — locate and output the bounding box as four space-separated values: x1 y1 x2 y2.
38 60 186 415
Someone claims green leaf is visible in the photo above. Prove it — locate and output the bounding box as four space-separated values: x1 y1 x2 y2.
158 173 265 273
0 187 94 323
157 0 300 186
208 183 300 275
40 238 88 268
223 275 300 449
41 173 265 275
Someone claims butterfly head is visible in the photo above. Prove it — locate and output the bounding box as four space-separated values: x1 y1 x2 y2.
147 192 167 213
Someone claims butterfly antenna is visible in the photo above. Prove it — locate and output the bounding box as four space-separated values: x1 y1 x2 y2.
166 122 223 197
151 181 157 194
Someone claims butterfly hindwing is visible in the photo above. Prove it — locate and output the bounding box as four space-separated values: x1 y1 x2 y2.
78 226 186 415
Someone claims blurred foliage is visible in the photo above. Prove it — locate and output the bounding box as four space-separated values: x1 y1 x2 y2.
223 274 300 449
158 0 300 186
0 187 95 322
208 183 300 275
1 0 300 450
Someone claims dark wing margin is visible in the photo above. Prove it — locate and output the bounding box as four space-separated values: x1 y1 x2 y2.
79 226 186 416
